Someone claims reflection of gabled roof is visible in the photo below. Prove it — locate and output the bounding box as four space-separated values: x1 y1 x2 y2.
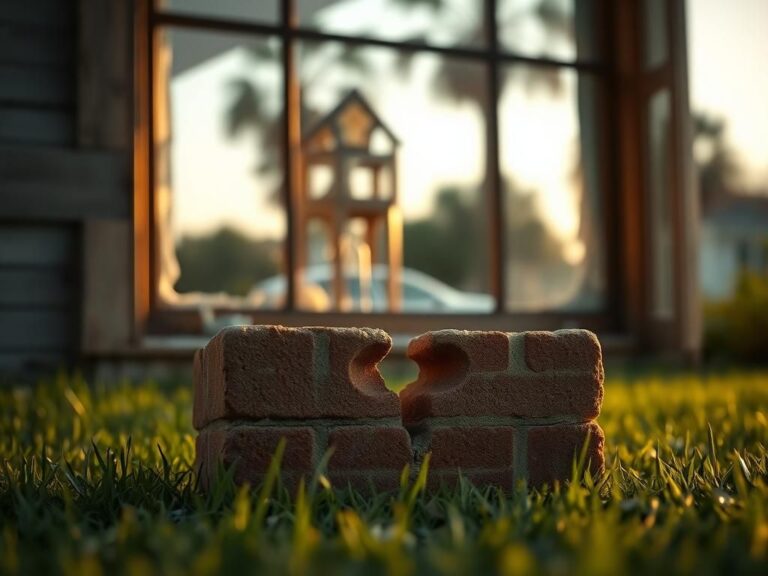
704 191 768 232
302 89 400 147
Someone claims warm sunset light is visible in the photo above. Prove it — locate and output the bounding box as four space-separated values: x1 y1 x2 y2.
5 1 768 574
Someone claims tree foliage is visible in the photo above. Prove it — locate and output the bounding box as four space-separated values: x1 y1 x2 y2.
174 226 280 296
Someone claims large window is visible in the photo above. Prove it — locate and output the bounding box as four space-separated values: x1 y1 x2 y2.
147 0 613 333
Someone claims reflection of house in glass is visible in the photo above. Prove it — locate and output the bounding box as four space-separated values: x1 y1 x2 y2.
299 90 402 312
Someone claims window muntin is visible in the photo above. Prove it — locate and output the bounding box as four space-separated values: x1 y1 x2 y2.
643 0 668 69
148 0 611 325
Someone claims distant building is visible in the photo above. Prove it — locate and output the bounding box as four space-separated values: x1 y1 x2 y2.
700 191 768 299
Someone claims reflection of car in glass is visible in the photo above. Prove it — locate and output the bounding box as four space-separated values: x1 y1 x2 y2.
249 264 495 313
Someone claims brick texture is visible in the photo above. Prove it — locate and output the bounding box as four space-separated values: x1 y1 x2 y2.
424 426 516 491
193 325 400 426
400 329 604 424
195 426 316 489
326 426 412 492
527 422 605 488
327 426 412 471
193 326 606 492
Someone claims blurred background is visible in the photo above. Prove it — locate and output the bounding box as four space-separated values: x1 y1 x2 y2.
0 0 766 378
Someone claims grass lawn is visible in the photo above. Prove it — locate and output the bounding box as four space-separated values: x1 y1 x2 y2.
1 371 768 575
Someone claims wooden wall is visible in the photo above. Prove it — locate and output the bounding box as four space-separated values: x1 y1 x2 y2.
0 0 133 378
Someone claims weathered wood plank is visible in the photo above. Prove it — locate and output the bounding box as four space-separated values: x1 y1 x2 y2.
0 21 73 66
0 310 73 351
0 268 73 306
0 108 74 145
0 146 130 219
0 145 124 183
0 186 130 220
78 0 131 149
81 220 132 352
0 64 74 105
0 0 74 30
0 226 75 266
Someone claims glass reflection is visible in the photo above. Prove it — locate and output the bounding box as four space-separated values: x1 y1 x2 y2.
497 0 597 61
296 41 494 313
154 28 286 309
499 66 605 311
648 89 674 319
298 0 486 47
157 0 280 24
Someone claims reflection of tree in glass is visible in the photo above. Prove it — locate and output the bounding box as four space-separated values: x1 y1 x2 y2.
175 226 281 296
225 41 375 203
404 188 484 290
222 0 586 303
224 0 575 189
404 184 566 293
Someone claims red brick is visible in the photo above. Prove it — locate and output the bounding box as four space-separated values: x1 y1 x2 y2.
428 427 515 470
200 326 317 425
321 327 401 418
408 330 509 374
402 372 602 423
401 329 603 425
526 422 605 488
525 330 603 373
327 426 412 471
194 325 399 428
196 426 316 488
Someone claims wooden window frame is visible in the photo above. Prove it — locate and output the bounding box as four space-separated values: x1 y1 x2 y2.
133 0 628 340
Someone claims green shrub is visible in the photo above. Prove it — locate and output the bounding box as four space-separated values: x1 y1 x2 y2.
704 271 768 364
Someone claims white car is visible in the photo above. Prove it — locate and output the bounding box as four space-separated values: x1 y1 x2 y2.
250 264 495 313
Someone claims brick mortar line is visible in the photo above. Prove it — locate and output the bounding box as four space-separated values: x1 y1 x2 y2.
327 470 405 476
513 426 529 484
508 332 528 373
312 424 329 473
198 415 404 433
412 415 594 428
429 466 513 475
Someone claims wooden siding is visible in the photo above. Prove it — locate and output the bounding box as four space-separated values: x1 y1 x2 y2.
0 225 78 376
0 146 130 220
0 0 75 148
0 0 79 378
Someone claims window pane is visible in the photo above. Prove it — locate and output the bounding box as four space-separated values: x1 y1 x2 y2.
497 0 598 61
643 0 668 69
154 28 286 312
647 89 675 319
297 42 494 313
298 0 486 48
499 66 606 311
156 0 280 24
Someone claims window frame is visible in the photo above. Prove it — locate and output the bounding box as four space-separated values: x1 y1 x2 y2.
135 0 622 337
